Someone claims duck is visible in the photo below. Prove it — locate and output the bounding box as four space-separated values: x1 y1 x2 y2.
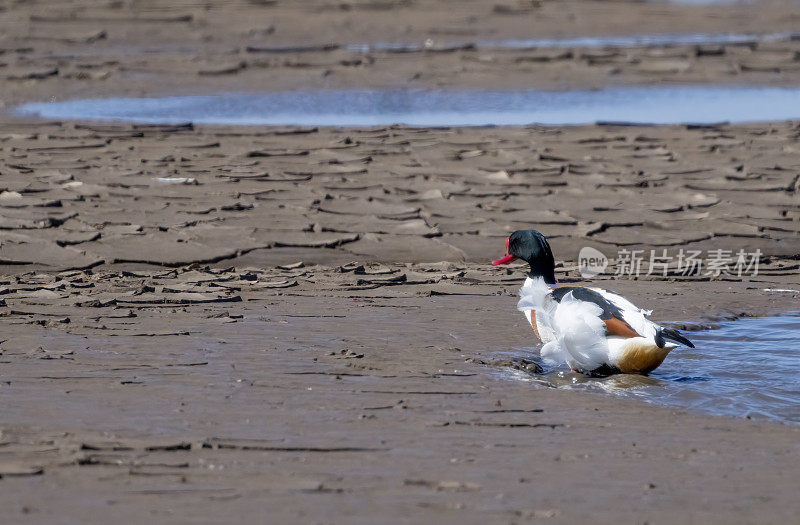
492 229 694 376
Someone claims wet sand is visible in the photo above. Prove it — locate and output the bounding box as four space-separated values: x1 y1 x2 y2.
6 0 800 106
1 0 799 522
1 265 799 523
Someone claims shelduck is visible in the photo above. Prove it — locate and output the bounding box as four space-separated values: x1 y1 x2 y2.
493 230 694 376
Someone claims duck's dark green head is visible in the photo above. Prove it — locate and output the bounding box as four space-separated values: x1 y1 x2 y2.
492 229 556 285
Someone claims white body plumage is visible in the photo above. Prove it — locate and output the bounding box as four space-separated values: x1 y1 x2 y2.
517 277 677 374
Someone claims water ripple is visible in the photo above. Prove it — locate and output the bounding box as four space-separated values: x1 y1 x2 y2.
498 315 800 425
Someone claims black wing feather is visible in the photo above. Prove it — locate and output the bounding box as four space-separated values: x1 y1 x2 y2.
549 287 625 321
660 328 695 348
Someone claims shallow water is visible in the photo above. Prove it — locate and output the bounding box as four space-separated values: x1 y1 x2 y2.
502 315 800 424
346 31 792 52
15 87 800 126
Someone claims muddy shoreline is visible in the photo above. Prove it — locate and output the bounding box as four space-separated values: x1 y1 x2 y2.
1 0 799 522
1 264 799 523
5 0 800 105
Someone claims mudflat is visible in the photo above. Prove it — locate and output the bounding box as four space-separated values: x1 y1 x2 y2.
1 0 799 523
